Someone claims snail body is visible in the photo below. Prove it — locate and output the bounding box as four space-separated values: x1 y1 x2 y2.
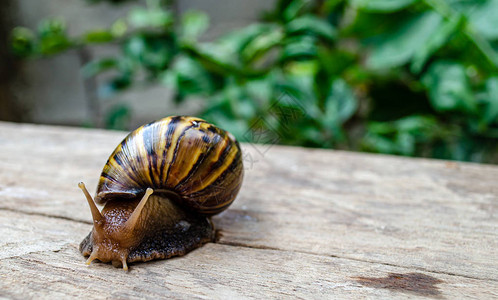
78 116 243 270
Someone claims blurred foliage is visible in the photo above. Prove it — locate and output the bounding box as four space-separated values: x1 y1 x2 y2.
10 0 498 163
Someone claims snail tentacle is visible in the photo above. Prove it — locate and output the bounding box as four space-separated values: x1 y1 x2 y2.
121 256 128 271
78 182 103 224
124 188 154 232
85 250 98 266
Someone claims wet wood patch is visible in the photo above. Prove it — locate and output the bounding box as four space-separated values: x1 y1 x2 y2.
355 272 444 298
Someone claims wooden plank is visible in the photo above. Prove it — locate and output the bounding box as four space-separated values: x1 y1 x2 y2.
216 148 498 280
0 209 496 299
0 121 497 296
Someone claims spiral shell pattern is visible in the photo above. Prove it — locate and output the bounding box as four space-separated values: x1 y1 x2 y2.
95 116 243 215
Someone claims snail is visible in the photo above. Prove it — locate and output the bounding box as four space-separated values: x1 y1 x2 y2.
78 116 243 270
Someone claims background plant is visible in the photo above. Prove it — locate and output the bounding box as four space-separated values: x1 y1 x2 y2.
11 0 498 163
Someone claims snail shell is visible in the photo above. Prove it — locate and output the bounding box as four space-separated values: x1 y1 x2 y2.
78 116 244 270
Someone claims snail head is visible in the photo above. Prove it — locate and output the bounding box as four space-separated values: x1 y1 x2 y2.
78 182 153 270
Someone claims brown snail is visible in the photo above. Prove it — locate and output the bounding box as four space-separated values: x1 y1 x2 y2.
78 116 243 270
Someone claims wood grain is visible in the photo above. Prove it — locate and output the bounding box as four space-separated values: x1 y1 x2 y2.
0 121 497 299
1 209 497 299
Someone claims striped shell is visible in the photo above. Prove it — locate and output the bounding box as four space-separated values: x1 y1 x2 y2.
95 116 243 215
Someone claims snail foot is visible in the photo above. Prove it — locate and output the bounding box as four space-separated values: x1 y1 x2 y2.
127 214 215 263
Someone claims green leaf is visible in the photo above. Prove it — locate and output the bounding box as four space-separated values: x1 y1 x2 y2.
411 14 462 73
245 76 274 107
483 77 498 124
467 0 498 40
443 0 498 67
228 92 257 120
318 48 357 78
350 0 417 12
282 35 318 60
37 18 66 37
363 116 436 156
286 15 336 41
323 78 358 128
216 117 250 142
368 121 395 134
395 115 437 134
34 18 72 55
283 0 308 22
162 55 214 99
241 26 283 63
286 61 318 76
181 10 209 41
128 7 173 29
367 11 442 69
124 34 177 71
395 132 416 155
82 58 119 78
84 29 114 43
278 75 322 119
10 27 35 56
218 24 272 54
39 35 71 55
363 132 398 154
104 74 132 94
111 19 128 37
105 104 131 130
184 42 239 75
97 59 133 98
422 61 476 113
324 0 345 12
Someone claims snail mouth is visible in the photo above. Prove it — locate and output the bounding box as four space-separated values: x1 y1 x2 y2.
82 240 131 271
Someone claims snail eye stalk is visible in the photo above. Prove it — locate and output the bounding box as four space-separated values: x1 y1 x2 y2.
78 182 103 224
124 188 154 232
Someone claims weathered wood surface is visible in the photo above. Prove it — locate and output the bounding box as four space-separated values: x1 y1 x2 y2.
0 121 497 299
